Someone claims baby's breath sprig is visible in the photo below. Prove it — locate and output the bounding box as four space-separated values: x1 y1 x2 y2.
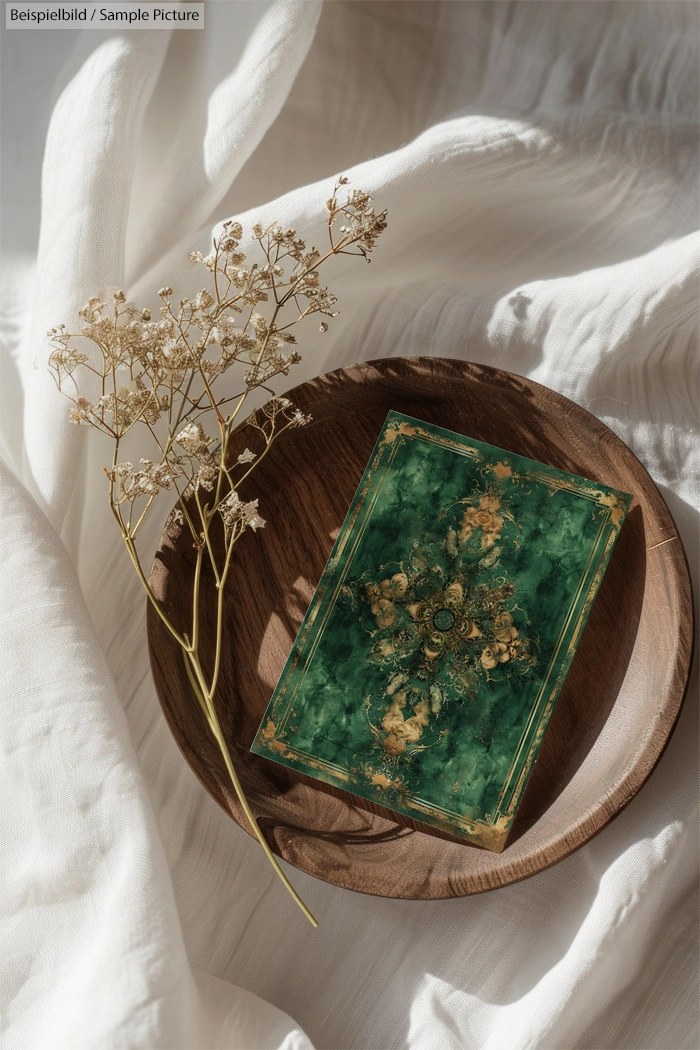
48 180 388 926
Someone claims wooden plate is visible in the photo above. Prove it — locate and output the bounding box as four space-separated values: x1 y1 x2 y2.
147 358 693 898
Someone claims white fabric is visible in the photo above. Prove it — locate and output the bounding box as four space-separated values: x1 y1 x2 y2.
1 2 698 1048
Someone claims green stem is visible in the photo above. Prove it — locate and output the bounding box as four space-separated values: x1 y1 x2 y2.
186 651 318 928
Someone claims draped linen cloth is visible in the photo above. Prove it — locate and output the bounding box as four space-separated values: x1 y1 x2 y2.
1 2 698 1048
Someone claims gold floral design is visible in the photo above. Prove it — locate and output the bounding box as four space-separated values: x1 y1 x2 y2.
365 572 409 629
456 493 504 550
480 612 528 669
352 485 536 764
381 691 430 756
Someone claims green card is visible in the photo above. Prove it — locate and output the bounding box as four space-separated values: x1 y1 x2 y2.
251 412 631 851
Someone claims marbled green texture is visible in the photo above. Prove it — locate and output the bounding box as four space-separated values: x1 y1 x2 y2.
251 412 631 848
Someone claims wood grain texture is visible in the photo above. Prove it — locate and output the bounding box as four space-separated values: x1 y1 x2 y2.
147 358 694 898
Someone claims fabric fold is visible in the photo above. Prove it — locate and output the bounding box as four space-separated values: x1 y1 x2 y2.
3 1 698 1048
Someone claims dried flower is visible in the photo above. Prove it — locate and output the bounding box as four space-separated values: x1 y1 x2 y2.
49 348 88 373
290 409 312 428
107 458 180 504
175 422 214 456
48 177 387 926
219 490 266 533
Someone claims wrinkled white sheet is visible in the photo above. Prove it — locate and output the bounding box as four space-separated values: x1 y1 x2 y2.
1 2 698 1048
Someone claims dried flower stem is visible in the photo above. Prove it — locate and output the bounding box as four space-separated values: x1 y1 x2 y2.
49 179 387 925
